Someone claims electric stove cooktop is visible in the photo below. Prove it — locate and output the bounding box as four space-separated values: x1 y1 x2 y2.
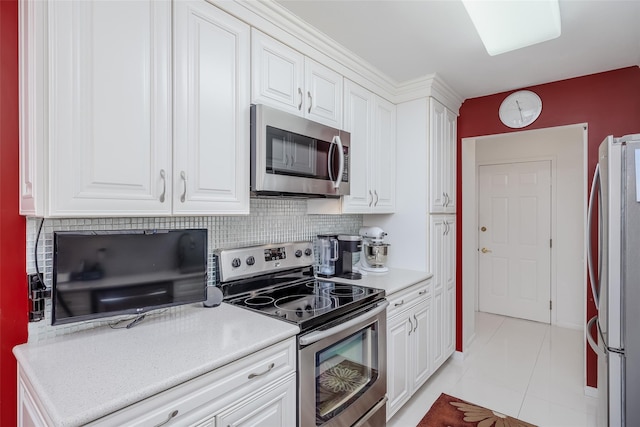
216 242 385 332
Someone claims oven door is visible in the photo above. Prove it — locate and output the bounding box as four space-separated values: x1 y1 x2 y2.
298 300 388 427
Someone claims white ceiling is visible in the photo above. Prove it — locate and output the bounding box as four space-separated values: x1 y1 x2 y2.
275 0 640 100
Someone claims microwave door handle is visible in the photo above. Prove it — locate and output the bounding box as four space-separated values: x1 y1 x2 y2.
327 141 335 183
587 163 600 307
299 301 389 346
330 135 344 189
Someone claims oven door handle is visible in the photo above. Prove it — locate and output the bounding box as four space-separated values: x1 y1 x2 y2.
299 300 389 346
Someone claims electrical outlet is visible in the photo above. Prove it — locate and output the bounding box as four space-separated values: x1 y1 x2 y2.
28 273 44 291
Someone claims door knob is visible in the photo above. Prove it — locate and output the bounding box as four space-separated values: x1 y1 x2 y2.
481 247 492 253
480 226 487 232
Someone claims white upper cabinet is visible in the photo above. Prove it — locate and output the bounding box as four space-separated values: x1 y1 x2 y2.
429 97 457 213
173 0 249 214
251 29 343 129
20 0 172 217
342 80 396 213
20 0 250 217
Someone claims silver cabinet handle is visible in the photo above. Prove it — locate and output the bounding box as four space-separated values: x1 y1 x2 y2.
307 91 312 114
442 192 447 207
180 171 187 203
159 169 166 203
394 300 404 307
248 362 275 379
413 314 418 332
408 317 413 336
154 410 178 427
368 190 374 207
298 88 303 110
285 154 290 167
374 190 379 206
418 290 427 296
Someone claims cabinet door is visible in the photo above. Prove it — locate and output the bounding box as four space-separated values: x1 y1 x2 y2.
429 98 446 212
251 29 304 116
342 80 373 213
431 288 444 370
444 217 456 357
386 312 412 420
49 0 172 216
444 108 457 212
412 297 432 391
173 0 250 214
305 59 343 128
371 97 396 212
215 374 296 427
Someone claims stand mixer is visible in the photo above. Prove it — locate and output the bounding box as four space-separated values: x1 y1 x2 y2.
359 226 390 273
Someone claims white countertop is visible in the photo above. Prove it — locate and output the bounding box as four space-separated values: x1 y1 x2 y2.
330 267 432 295
13 303 299 427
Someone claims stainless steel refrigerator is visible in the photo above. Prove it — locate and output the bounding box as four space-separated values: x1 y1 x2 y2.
587 134 640 426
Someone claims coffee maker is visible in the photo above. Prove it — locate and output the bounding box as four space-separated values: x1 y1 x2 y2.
335 235 362 280
315 234 339 277
315 234 362 279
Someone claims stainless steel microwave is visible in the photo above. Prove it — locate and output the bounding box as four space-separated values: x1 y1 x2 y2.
250 104 350 197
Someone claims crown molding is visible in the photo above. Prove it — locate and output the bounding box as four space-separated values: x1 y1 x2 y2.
209 0 464 111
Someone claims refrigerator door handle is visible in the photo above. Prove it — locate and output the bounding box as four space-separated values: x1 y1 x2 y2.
587 163 601 307
587 315 605 357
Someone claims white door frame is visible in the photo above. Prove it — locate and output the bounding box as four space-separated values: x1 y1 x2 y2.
460 123 588 352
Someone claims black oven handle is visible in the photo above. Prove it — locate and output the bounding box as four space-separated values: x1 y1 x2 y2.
299 300 389 346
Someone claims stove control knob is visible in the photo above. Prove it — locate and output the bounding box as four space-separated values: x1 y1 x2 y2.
246 256 255 266
295 250 303 258
231 258 241 268
304 248 312 257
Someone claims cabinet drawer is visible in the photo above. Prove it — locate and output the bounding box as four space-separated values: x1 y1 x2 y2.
89 338 296 426
387 280 431 317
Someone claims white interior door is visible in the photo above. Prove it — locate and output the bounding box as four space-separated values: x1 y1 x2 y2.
478 161 551 323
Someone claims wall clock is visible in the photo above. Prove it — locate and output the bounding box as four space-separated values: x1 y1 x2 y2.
498 90 542 128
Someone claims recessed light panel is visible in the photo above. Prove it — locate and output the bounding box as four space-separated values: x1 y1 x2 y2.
462 0 561 56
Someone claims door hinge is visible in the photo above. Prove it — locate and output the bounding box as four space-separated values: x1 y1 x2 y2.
28 274 51 322
549 300 552 310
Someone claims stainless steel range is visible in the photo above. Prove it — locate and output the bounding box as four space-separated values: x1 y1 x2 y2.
216 241 388 427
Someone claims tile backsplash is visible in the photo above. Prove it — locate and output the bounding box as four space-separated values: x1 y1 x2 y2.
26 198 362 342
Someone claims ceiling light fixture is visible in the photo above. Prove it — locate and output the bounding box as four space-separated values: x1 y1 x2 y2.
462 0 562 56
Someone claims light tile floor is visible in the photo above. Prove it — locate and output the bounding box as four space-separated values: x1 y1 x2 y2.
387 312 600 427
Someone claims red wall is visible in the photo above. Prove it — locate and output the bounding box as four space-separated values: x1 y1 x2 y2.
455 66 640 388
0 0 27 424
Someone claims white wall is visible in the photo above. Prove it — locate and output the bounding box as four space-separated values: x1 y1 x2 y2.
365 98 429 272
470 124 586 329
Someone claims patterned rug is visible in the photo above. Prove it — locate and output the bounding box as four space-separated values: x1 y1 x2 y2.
418 393 537 427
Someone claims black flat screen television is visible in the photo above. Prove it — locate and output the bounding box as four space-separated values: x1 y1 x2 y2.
52 229 208 325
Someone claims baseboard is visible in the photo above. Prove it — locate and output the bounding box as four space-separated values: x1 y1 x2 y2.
584 386 599 398
453 350 465 361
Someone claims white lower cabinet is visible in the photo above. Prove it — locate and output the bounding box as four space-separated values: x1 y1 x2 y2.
386 280 432 420
17 339 297 427
430 214 456 372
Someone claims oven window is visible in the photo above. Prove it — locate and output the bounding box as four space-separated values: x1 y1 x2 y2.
315 323 379 425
